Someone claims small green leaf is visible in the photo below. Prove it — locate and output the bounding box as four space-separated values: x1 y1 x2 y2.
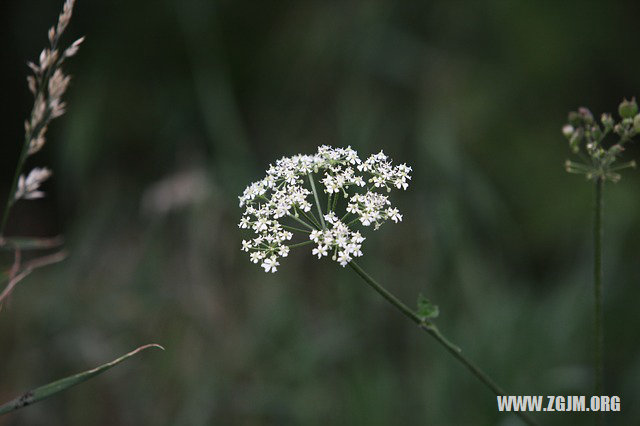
416 294 439 321
0 344 164 416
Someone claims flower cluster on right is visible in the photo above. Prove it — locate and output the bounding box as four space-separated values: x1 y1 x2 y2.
562 98 638 182
238 146 412 272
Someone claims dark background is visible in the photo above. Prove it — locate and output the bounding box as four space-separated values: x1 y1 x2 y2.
1 1 639 425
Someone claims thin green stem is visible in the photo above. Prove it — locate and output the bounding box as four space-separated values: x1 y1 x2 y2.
346 217 360 227
610 160 636 172
332 190 340 211
565 161 593 172
288 240 314 249
308 173 326 229
282 224 311 234
287 213 315 232
298 207 322 230
348 261 537 426
0 144 29 236
593 178 604 401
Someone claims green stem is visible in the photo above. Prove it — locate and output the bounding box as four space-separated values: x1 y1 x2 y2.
593 178 604 400
348 261 537 426
0 132 34 236
298 207 322 230
332 190 340 211
288 240 314 249
610 160 636 172
346 217 360 227
282 224 311 234
287 213 315 232
308 173 326 229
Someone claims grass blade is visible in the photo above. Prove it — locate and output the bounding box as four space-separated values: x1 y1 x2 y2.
0 236 64 251
0 344 164 415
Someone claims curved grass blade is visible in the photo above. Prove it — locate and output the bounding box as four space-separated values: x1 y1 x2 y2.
0 344 164 415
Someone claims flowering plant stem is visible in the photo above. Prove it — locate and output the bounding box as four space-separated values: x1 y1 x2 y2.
308 173 326 229
348 260 537 426
0 142 31 235
593 177 603 400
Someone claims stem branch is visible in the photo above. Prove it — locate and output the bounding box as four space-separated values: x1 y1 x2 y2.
0 137 32 236
287 213 315 232
348 260 537 426
282 224 311 234
288 240 314 249
308 173 326 229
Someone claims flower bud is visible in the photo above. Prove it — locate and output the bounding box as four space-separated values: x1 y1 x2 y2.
562 124 574 139
614 123 623 136
579 107 594 123
609 144 624 156
568 111 581 126
569 129 582 153
618 97 638 119
633 114 640 134
601 113 614 130
590 125 602 141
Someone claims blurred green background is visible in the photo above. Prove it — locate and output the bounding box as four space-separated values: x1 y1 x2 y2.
1 1 639 425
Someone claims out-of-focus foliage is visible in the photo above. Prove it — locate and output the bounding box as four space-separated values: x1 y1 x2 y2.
1 1 639 425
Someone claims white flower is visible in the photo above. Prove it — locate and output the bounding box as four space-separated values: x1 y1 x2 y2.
562 124 574 138
387 207 402 223
238 146 411 272
312 244 328 258
337 251 352 266
278 245 290 257
250 251 265 264
261 256 280 273
309 230 322 243
324 212 338 224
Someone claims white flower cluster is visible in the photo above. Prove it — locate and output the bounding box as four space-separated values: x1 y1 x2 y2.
309 212 364 266
239 145 411 272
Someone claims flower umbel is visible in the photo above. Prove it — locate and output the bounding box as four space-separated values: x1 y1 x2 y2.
562 99 638 182
238 146 411 272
